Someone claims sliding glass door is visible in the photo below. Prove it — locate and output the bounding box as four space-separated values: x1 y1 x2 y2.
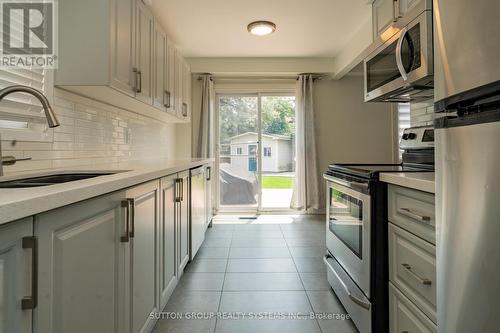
216 93 296 212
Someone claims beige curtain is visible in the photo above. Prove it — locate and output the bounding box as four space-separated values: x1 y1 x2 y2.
291 74 322 210
197 74 214 158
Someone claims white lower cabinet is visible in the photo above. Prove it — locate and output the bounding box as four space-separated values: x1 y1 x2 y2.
177 171 190 275
0 218 34 333
126 180 161 333
3 166 209 333
35 191 128 333
159 174 177 309
389 283 436 333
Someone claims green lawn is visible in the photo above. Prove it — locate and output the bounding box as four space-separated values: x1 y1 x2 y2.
262 176 294 189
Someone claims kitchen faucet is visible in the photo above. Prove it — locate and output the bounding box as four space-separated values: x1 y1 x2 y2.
0 85 61 176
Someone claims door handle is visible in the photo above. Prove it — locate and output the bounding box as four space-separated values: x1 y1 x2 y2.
22 236 38 310
128 198 135 238
395 27 409 81
323 255 371 310
121 200 131 242
398 207 431 223
401 263 432 285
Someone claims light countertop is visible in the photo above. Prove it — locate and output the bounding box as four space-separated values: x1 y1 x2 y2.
0 158 213 225
380 172 435 194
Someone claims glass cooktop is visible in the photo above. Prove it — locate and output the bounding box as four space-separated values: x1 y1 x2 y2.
326 163 433 180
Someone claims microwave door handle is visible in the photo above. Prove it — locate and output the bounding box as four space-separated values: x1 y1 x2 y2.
396 27 409 81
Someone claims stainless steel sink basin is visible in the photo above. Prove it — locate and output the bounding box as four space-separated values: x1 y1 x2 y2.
0 172 124 188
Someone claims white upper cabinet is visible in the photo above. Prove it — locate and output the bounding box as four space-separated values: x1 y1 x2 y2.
134 0 154 105
371 0 431 40
110 0 135 96
56 0 191 123
166 38 177 115
372 0 396 40
153 22 168 111
174 51 184 119
182 60 192 120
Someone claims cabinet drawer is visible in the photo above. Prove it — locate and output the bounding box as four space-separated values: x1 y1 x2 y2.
389 282 436 333
389 223 436 323
388 185 435 244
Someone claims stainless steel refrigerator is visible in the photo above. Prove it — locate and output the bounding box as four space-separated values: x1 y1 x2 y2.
434 1 500 332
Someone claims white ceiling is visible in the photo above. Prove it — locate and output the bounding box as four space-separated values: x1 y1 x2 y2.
151 0 371 58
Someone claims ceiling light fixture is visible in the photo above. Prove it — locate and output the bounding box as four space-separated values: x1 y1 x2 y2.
247 21 276 36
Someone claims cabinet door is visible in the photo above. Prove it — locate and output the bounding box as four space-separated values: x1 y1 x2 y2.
372 0 396 39
110 0 136 96
0 218 33 333
126 180 160 333
397 0 428 18
159 175 177 309
165 39 176 115
153 21 167 111
134 0 154 105
182 61 191 120
175 51 184 119
177 171 190 274
35 192 128 333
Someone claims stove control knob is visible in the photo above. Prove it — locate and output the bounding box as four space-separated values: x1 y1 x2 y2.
402 133 409 140
408 133 417 140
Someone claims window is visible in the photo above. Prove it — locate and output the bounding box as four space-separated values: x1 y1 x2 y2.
0 67 53 141
263 147 272 157
398 103 411 158
236 147 243 155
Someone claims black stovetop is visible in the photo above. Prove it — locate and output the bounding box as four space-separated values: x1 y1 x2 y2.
325 163 434 180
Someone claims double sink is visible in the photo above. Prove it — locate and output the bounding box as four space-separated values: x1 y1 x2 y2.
0 171 127 188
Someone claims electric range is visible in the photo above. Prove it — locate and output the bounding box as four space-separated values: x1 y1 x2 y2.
323 126 434 333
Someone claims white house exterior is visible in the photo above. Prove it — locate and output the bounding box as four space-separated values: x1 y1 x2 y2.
228 132 293 172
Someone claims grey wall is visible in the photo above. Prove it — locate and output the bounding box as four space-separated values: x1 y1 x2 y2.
313 75 397 188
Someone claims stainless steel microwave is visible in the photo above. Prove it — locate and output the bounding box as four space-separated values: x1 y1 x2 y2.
364 10 433 102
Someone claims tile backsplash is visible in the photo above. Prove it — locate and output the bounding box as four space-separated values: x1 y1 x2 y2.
1 88 176 174
410 99 435 127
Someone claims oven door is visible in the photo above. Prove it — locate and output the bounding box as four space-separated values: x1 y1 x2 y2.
364 10 433 102
326 180 371 297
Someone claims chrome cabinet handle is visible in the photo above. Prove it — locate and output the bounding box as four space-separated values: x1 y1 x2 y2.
182 102 188 117
393 0 398 22
323 255 371 310
164 90 171 108
1 156 32 166
133 68 138 93
206 166 211 181
393 0 402 21
175 178 182 202
128 198 135 238
137 70 142 93
395 27 409 81
398 207 431 222
22 236 38 310
182 178 184 201
401 263 432 285
121 200 130 242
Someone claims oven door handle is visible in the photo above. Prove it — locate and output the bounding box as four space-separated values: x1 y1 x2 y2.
323 254 371 310
324 175 369 192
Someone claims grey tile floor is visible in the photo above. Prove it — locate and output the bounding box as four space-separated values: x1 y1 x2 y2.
153 215 358 333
